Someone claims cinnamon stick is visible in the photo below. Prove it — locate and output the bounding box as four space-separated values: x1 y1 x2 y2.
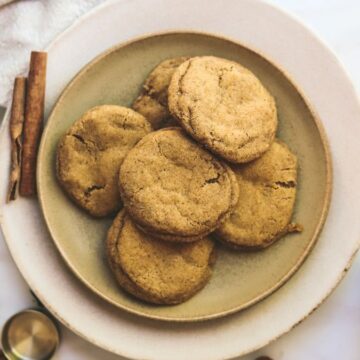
20 51 47 196
7 77 27 202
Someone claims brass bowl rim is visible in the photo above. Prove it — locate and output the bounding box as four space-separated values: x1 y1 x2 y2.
1 308 60 360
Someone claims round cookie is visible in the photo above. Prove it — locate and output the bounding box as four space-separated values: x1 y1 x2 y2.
168 56 278 164
215 140 302 249
119 127 239 242
56 105 152 217
106 211 216 305
133 57 188 129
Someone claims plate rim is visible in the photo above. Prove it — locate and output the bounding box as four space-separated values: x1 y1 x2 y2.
37 29 333 322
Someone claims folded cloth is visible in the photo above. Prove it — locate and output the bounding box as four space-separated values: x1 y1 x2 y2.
0 0 104 106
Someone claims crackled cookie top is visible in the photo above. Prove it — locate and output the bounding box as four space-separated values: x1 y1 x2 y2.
106 211 215 304
168 56 278 163
119 127 239 241
133 57 188 129
216 140 301 249
56 105 152 217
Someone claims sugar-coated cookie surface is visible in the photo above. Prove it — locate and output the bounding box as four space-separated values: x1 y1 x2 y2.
133 57 188 129
56 105 152 217
216 140 301 249
119 127 239 242
106 211 215 304
168 56 277 163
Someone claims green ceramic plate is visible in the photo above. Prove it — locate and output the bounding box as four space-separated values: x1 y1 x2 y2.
37 32 331 322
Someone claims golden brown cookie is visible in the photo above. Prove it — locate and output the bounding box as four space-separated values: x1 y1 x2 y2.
168 56 277 164
119 127 239 242
132 57 188 129
106 211 216 305
56 105 152 217
215 140 302 249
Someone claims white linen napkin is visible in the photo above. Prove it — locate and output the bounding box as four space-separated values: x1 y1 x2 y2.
0 0 105 107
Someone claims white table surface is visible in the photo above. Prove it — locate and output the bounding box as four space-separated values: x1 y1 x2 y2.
1 1 359 359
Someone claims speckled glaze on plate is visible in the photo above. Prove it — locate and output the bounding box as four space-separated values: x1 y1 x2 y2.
37 32 331 322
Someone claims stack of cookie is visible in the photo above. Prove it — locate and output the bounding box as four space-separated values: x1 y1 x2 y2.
56 56 301 305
